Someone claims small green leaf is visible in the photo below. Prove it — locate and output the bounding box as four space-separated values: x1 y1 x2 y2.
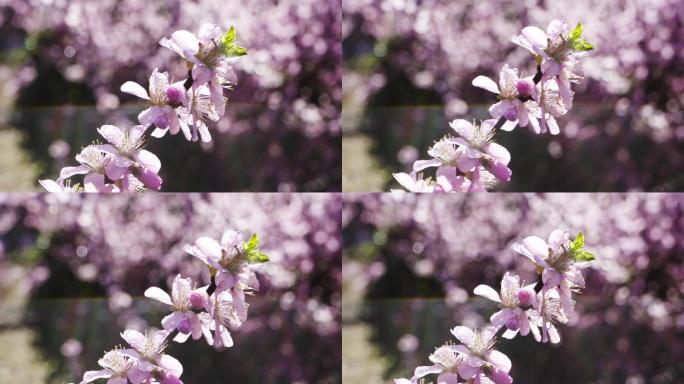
572 232 585 251
571 38 594 51
244 233 259 252
223 27 236 45
246 251 269 263
569 23 583 42
242 233 268 263
222 26 247 57
574 249 595 262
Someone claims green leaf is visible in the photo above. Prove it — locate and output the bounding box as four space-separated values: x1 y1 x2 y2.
222 26 248 57
571 38 594 51
569 23 583 42
244 233 259 252
246 251 269 263
223 27 236 45
242 233 268 263
572 232 584 251
574 249 595 262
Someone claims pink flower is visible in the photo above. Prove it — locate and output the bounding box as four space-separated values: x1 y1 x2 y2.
512 20 588 110
528 289 570 344
511 229 587 315
57 146 119 193
120 329 183 379
444 119 512 182
411 344 467 384
80 347 145 384
120 69 191 140
95 124 163 191
176 84 222 142
183 230 260 323
534 80 568 135
160 23 239 117
38 178 80 192
450 326 512 381
144 274 204 343
391 172 437 193
198 290 243 349
472 65 540 133
473 272 537 339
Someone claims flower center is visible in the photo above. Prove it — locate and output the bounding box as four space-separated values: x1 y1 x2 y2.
544 37 571 63
196 40 224 68
139 331 167 362
431 345 462 372
470 329 496 356
429 140 460 165
219 246 245 274
547 244 572 272
99 348 134 377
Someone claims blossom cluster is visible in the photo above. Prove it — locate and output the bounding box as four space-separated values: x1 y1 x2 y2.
0 193 340 382
1 0 342 191
394 229 595 384
392 20 594 192
38 23 247 192
80 230 268 384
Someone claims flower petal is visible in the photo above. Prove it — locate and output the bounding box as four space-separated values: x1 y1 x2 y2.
450 325 475 347
472 75 500 94
159 354 183 376
486 350 512 372
473 284 501 302
144 286 172 306
120 82 150 100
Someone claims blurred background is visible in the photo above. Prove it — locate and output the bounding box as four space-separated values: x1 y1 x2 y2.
342 0 684 191
0 0 341 191
342 193 684 383
0 193 341 383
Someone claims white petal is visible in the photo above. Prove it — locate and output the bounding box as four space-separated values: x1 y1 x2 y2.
521 236 550 260
134 150 162 173
120 81 150 100
486 349 512 372
81 370 111 383
448 119 475 140
472 75 500 94
521 26 548 48
412 159 442 173
414 364 443 378
144 287 172 306
159 354 183 376
484 142 511 165
170 30 200 53
473 284 501 302
120 329 145 350
450 326 475 347
195 237 223 259
97 125 125 146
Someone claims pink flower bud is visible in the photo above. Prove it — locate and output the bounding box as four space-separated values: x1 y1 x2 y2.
165 86 184 104
486 161 512 182
177 318 192 334
189 291 206 309
517 289 532 305
154 113 169 129
487 368 513 384
504 107 518 121
161 374 183 384
515 79 532 97
137 167 163 190
505 316 519 331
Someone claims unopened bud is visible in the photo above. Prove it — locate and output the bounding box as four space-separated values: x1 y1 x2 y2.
517 289 532 305
189 291 206 309
487 367 513 384
165 86 184 104
505 316 519 331
161 374 183 384
504 107 518 121
177 318 191 334
154 113 169 129
515 79 532 97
